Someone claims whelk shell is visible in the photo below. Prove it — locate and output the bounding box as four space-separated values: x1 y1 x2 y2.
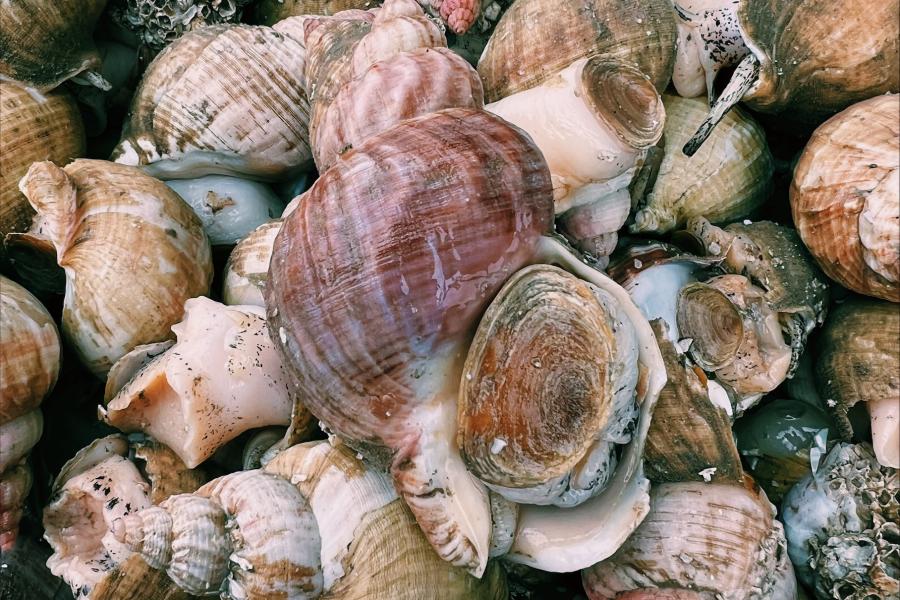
9 159 212 377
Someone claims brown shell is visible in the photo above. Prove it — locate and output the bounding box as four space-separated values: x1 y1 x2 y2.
816 297 900 441
314 47 484 170
0 0 108 91
252 0 382 25
0 276 60 424
0 83 84 267
457 265 617 489
132 438 206 505
476 0 676 102
740 0 900 124
642 320 743 485
790 94 899 302
90 554 198 600
11 160 213 377
111 24 311 180
267 107 552 447
0 463 31 552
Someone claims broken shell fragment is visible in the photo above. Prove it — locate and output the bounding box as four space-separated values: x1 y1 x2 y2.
0 0 110 91
0 82 85 267
477 0 676 102
630 95 772 235
102 297 303 469
782 442 899 599
265 441 508 598
165 176 284 246
583 479 797 600
111 23 311 181
9 159 212 378
815 297 900 468
790 94 900 302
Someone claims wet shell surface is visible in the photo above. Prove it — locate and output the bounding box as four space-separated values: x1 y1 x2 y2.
815 297 900 468
630 94 772 235
582 479 797 600
0 82 85 266
111 23 311 181
477 0 676 102
791 94 900 302
0 0 110 91
223 220 283 307
11 160 212 377
102 297 301 468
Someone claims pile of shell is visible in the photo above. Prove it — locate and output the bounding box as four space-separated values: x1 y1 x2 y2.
0 0 897 599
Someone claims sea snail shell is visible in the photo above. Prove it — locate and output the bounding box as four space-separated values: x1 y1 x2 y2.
268 107 666 575
9 159 212 378
791 94 900 303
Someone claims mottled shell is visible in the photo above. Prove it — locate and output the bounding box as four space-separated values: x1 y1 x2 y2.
816 297 899 468
252 0 382 24
223 220 282 306
477 0 676 102
0 0 108 91
0 276 60 424
630 95 772 235
458 264 637 506
130 437 207 505
114 0 251 53
791 94 899 302
102 298 298 468
267 107 552 448
582 480 797 600
265 442 508 599
0 83 84 266
111 24 311 181
641 320 742 485
0 409 42 474
12 160 212 377
740 0 900 124
0 463 32 552
314 46 484 170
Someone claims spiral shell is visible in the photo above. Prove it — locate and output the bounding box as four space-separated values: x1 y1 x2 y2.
116 469 323 599
583 479 797 600
816 297 900 468
477 0 676 102
630 94 772 235
10 159 212 377
791 94 899 302
265 441 508 598
102 297 302 468
112 23 311 181
0 0 109 91
223 220 282 307
0 83 84 267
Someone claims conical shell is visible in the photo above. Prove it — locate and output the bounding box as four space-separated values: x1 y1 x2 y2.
0 0 109 91
739 0 900 125
314 46 484 170
0 463 31 552
477 0 676 102
630 94 772 235
0 83 84 266
196 470 323 599
111 24 311 181
102 297 301 468
11 159 212 377
252 0 382 25
223 220 282 307
816 297 900 468
0 275 60 424
458 264 640 507
791 94 899 302
582 479 797 600
265 442 507 598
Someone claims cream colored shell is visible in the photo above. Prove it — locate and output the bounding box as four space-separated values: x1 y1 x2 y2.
631 94 772 235
14 159 212 377
223 220 283 306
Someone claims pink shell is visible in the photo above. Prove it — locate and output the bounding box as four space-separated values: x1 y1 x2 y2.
266 107 553 447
